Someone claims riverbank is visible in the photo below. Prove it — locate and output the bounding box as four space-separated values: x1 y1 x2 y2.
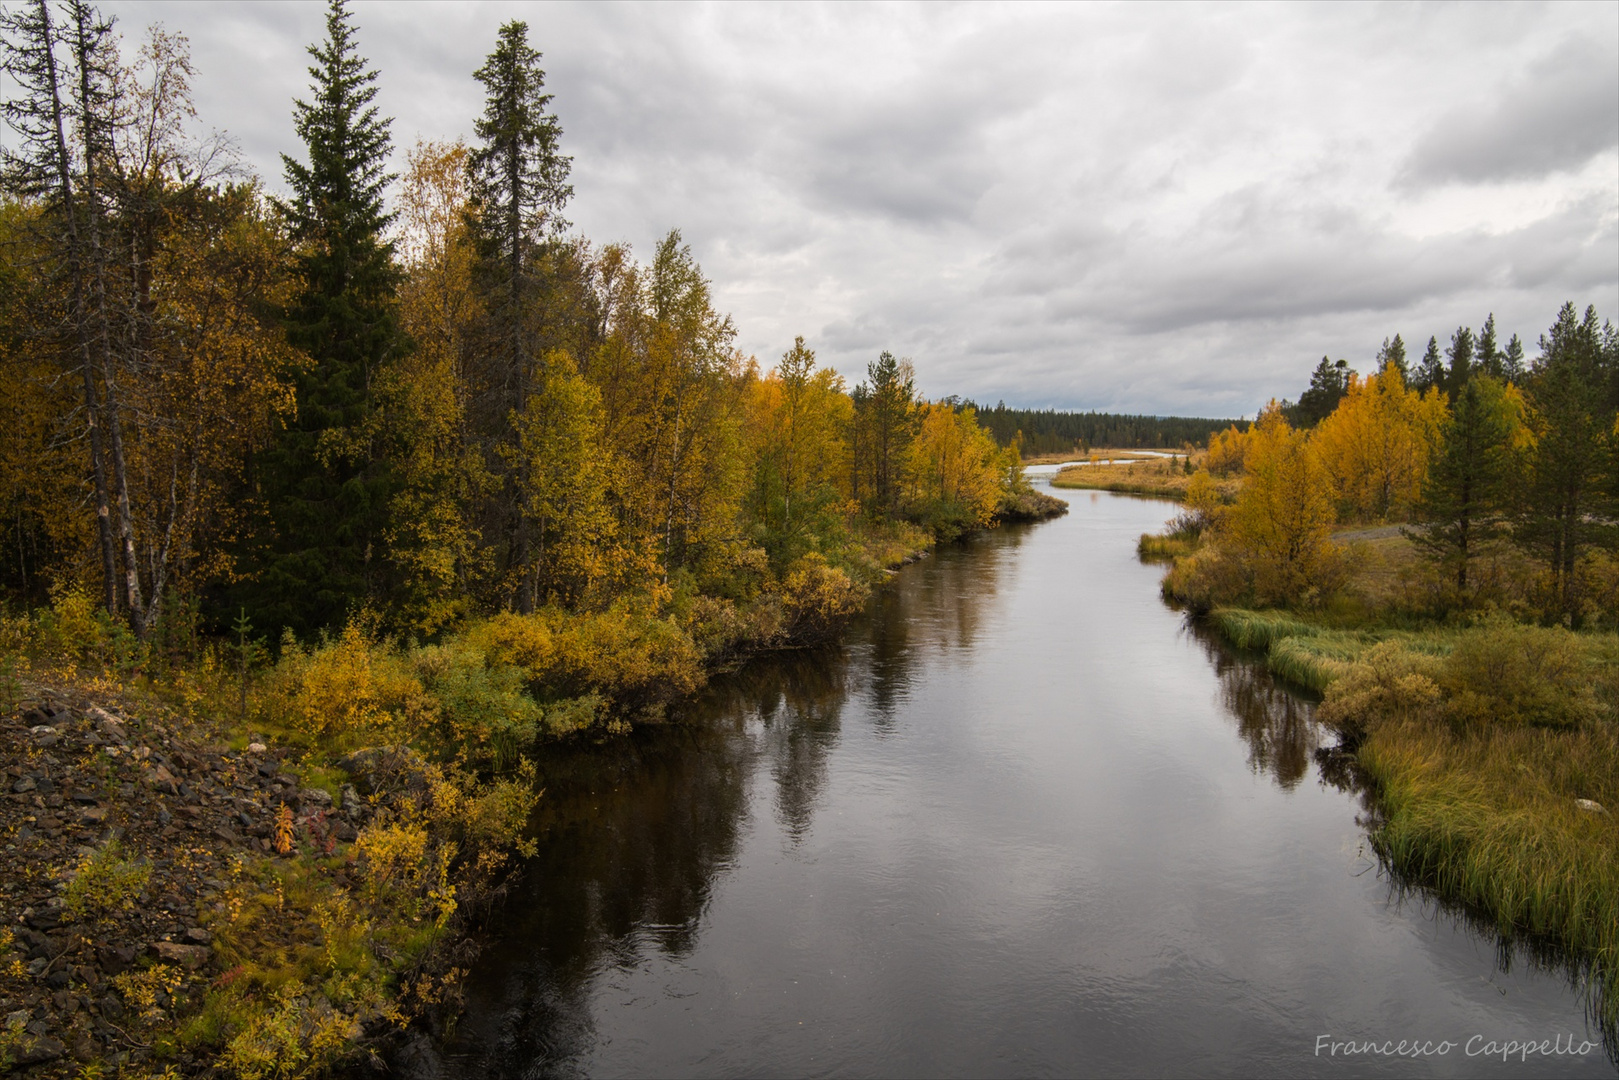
0 500 1069 1076
1195 604 1619 1040
0 666 538 1078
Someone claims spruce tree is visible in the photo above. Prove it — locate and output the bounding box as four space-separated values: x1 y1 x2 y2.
1443 326 1474 400
1412 336 1444 394
1476 313 1503 379
243 0 401 638
466 18 573 612
1502 333 1525 383
1376 334 1407 380
468 20 571 389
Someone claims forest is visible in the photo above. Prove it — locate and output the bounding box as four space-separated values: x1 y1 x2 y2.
0 1 1056 655
968 404 1242 456
0 2 1067 1073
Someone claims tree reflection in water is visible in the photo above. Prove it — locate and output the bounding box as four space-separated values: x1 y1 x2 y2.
1187 622 1322 790
444 533 1019 1076
1184 619 1614 1062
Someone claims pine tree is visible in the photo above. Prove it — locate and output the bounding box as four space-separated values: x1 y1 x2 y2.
1412 336 1444 394
243 0 401 638
1294 356 1351 427
854 351 918 516
1407 374 1517 592
1514 303 1617 622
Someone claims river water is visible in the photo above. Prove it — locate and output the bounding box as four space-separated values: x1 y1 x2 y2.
447 487 1612 1078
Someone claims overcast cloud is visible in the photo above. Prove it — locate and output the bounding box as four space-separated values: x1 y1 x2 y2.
84 1 1619 416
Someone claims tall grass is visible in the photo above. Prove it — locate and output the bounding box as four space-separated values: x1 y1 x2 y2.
1360 715 1619 1036
1292 621 1619 1040
1210 608 1320 652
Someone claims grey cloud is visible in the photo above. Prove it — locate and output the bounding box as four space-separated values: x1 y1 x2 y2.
96 1 1618 418
1399 36 1619 187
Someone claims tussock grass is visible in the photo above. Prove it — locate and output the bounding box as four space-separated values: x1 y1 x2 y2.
1210 608 1466 693
1360 716 1619 1035
1212 610 1619 1039
1210 608 1321 651
1138 532 1196 562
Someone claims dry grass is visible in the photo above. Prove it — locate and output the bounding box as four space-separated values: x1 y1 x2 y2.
1051 455 1215 499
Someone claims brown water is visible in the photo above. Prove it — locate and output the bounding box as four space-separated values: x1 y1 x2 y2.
446 489 1613 1078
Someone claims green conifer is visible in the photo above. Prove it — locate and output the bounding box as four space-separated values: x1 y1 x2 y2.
242 0 402 638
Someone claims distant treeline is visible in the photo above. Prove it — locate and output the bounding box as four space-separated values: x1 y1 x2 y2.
964 403 1246 456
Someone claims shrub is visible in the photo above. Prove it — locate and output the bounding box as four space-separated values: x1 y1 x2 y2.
777 553 867 644
1161 547 1248 612
270 621 428 743
409 641 542 767
62 842 151 922
1440 618 1600 731
469 599 704 719
1317 641 1443 737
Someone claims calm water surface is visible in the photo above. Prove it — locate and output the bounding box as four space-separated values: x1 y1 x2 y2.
448 489 1612 1078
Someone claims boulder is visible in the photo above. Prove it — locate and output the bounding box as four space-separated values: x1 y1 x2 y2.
151 941 209 969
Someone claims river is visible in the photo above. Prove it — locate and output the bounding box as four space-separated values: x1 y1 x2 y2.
446 486 1612 1077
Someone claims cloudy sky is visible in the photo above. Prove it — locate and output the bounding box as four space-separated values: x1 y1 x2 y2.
96 1 1619 416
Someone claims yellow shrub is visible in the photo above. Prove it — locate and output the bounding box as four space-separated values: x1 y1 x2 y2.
1317 641 1443 737
284 622 426 740
470 601 703 716
62 843 151 922
220 984 358 1080
779 554 867 643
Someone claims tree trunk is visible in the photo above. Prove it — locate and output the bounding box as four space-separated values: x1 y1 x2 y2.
34 0 118 615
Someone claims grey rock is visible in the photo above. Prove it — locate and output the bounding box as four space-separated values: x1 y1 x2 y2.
152 941 209 969
11 1033 65 1065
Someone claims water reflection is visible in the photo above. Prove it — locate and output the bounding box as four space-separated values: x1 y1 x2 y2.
1187 623 1322 790
1183 613 1614 1066
445 504 1612 1078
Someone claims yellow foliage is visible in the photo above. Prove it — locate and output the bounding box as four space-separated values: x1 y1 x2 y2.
907 402 1006 533
1205 424 1250 476
1311 361 1446 523
1185 468 1223 524
277 621 427 741
1218 403 1343 605
509 351 637 606
113 964 185 1026
746 338 854 531
62 842 151 922
273 805 295 855
469 600 703 714
220 983 359 1080
778 553 868 643
387 139 492 633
